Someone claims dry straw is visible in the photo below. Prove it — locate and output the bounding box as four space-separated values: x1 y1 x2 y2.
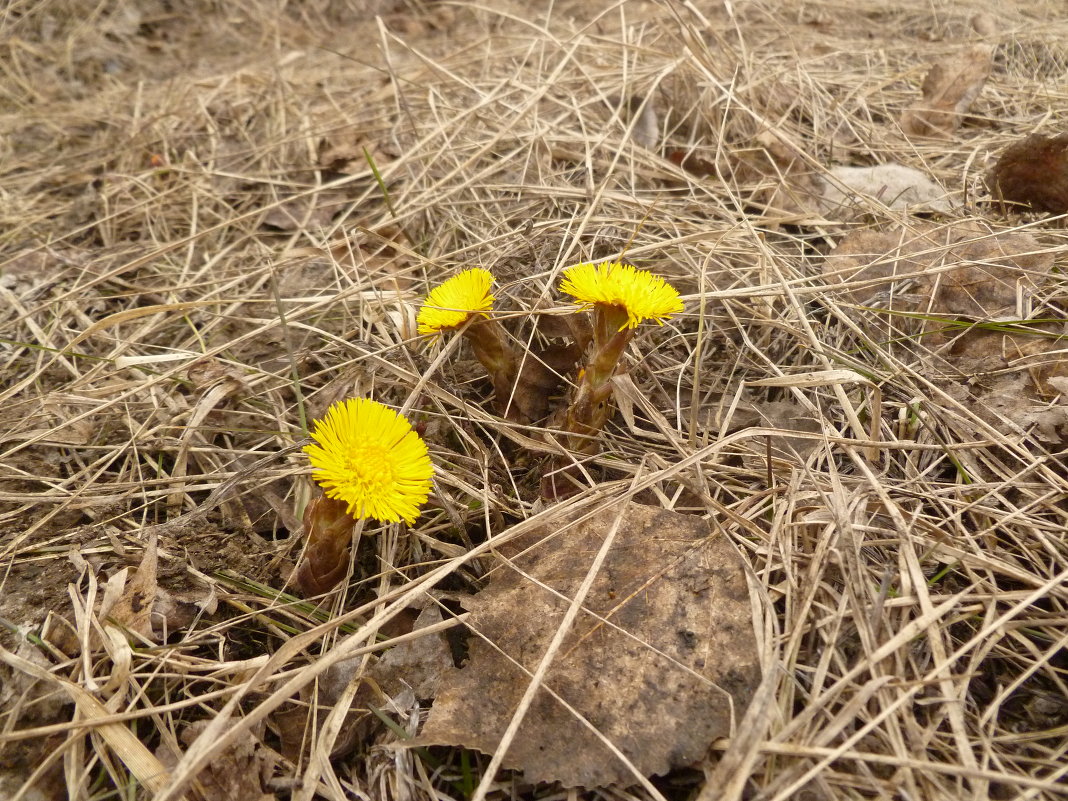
1 1 1067 800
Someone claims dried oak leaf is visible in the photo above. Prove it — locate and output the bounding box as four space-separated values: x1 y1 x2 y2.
901 45 993 139
986 133 1068 215
414 502 760 788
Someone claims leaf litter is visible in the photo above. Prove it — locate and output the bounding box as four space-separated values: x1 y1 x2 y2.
2 1 1068 800
414 502 760 787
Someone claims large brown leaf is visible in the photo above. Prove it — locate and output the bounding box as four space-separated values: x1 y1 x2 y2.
414 502 760 787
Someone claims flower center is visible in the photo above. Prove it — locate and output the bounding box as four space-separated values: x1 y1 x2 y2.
345 446 393 492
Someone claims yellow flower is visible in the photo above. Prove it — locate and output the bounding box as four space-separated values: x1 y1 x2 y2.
417 267 496 336
559 261 684 329
303 398 433 525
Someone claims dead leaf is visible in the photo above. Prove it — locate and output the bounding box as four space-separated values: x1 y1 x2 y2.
369 603 459 700
415 502 761 787
823 221 1051 316
820 164 951 213
901 45 993 139
103 534 158 642
986 133 1068 215
156 720 277 801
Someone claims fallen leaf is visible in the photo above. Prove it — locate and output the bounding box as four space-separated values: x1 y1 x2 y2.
986 133 1068 215
901 45 993 139
820 164 951 213
156 720 277 801
102 534 158 642
369 603 459 700
415 502 760 787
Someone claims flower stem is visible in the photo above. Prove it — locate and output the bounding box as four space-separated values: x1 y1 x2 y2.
542 305 634 498
462 318 519 415
294 494 357 596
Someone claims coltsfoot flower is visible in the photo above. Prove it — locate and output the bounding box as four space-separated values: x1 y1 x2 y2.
417 267 496 336
303 398 433 525
559 261 684 330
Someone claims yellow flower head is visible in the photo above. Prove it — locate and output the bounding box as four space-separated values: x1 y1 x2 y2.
559 261 684 329
303 398 434 525
417 267 496 336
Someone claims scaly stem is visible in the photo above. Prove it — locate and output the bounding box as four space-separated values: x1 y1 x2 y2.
462 317 519 415
543 304 633 498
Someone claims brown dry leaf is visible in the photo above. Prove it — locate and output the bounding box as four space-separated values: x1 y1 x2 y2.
369 603 459 700
156 720 277 801
415 502 760 787
824 221 1051 317
901 45 993 139
986 133 1068 215
103 534 159 642
820 164 951 213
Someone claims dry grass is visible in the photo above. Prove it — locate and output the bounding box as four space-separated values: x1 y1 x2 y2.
2 0 1067 799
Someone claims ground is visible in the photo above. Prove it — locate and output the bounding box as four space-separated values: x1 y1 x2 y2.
1 1 1067 800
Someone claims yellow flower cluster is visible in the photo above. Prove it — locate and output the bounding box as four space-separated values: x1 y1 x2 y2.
305 261 683 523
303 398 433 525
416 267 495 336
559 261 684 330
